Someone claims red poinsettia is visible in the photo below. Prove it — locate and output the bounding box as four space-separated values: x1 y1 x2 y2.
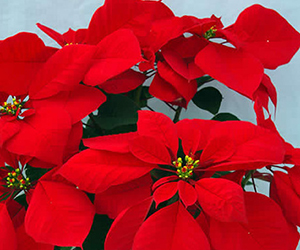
0 32 105 168
55 110 290 249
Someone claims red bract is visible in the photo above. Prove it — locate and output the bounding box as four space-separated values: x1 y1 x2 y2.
209 192 294 250
223 4 300 69
25 180 95 247
270 167 300 227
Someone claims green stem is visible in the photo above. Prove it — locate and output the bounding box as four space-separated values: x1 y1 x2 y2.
173 106 182 123
242 170 256 189
251 174 257 193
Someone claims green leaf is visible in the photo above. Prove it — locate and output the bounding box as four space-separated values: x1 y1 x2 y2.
83 214 113 250
212 113 240 121
127 86 153 108
192 87 222 114
95 94 140 130
24 164 48 182
197 75 214 85
14 194 28 208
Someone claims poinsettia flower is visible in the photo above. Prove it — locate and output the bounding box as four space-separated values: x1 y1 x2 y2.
0 33 105 167
58 111 285 223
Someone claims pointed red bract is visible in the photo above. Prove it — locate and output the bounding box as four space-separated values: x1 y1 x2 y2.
83 132 137 153
94 174 152 219
84 29 142 86
25 180 95 247
137 111 178 158
195 178 247 223
225 4 300 69
0 32 57 96
270 171 300 226
0 203 17 250
132 202 211 250
153 182 178 207
177 180 197 207
205 121 285 171
210 192 291 250
58 149 155 193
98 69 146 94
5 107 72 166
195 42 263 98
16 224 54 250
105 197 153 250
130 135 172 165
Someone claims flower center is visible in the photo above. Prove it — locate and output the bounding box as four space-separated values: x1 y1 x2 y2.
5 168 31 190
173 155 199 179
204 26 217 39
0 97 23 116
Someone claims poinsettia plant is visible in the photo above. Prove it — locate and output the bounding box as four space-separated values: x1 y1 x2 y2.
0 0 300 249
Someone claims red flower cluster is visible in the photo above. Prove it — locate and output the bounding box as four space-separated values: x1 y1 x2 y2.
0 0 299 249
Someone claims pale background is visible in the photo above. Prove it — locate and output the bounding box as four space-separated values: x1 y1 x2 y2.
0 0 299 247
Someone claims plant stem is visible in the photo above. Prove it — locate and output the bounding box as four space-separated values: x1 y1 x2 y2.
173 106 182 123
242 170 256 189
164 102 177 111
251 174 258 193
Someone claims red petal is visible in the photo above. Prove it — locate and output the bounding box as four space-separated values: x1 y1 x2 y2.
58 149 155 193
137 111 178 159
132 202 210 250
5 107 72 166
83 132 137 153
157 61 197 107
99 69 146 94
195 42 263 98
0 203 17 250
94 174 152 219
287 165 300 196
25 180 95 247
37 23 66 47
210 192 291 250
271 171 300 226
206 121 285 171
177 180 197 207
226 4 300 69
153 182 178 207
0 118 20 147
176 119 218 155
104 197 153 250
130 135 171 165
86 0 173 45
195 178 247 223
30 44 96 99
16 224 54 250
0 32 56 96
149 74 183 104
84 29 142 86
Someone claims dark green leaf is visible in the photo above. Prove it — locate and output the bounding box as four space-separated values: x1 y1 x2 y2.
83 214 113 250
192 87 222 114
14 194 28 208
212 113 240 121
95 94 140 130
197 75 214 85
24 164 48 182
